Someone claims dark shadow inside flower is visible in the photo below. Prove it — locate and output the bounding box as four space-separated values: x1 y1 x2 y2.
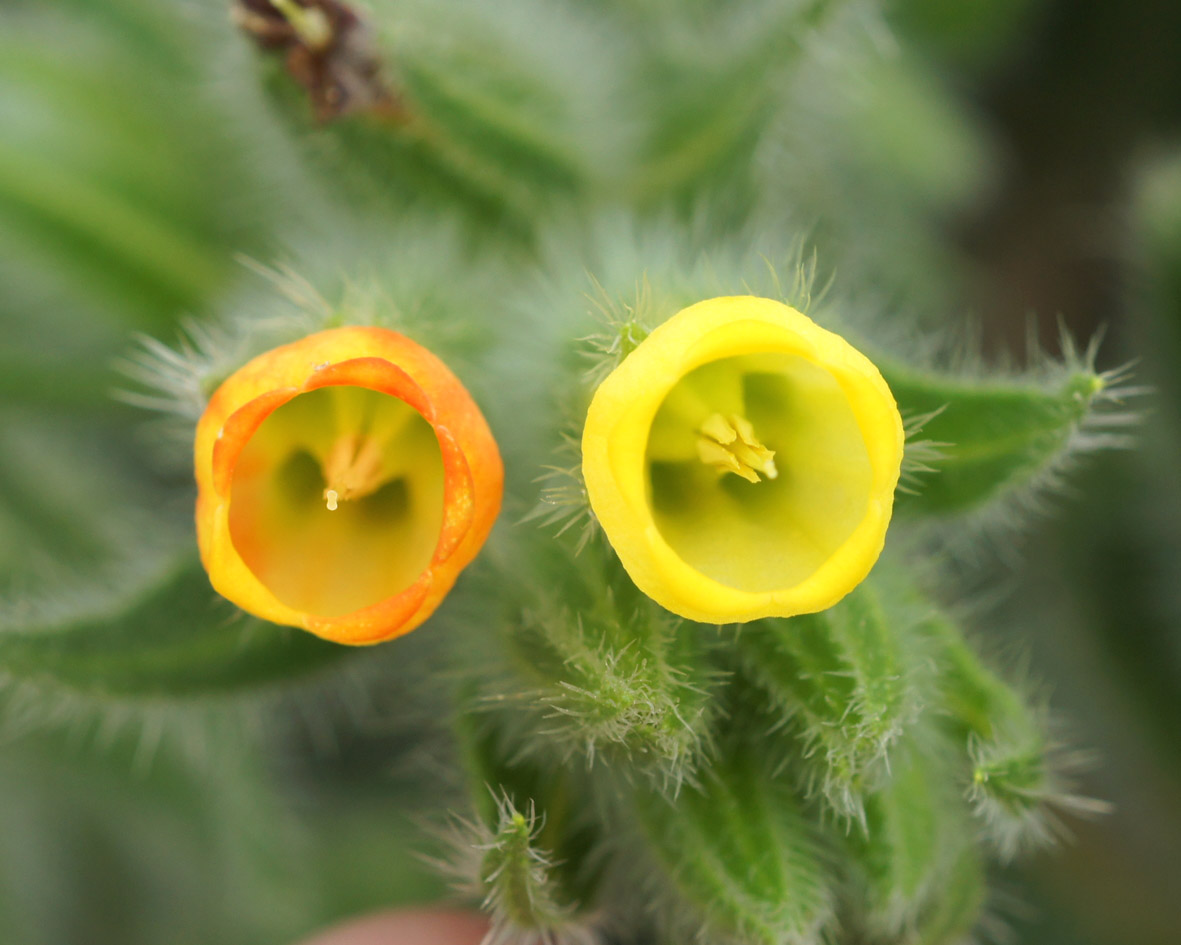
274 449 325 504
227 386 444 617
645 353 872 593
361 476 412 521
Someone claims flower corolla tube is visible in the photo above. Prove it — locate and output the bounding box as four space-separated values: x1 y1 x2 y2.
195 326 503 645
581 296 904 624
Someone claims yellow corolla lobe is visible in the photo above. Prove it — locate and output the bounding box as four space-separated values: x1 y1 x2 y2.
581 296 904 624
194 326 503 645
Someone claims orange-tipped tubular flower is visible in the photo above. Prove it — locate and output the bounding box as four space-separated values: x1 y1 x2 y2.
582 296 904 624
195 326 503 645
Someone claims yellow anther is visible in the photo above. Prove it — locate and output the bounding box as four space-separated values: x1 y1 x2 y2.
697 412 778 483
700 412 738 445
322 433 387 508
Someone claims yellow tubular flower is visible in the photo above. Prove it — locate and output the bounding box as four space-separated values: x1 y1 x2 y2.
581 296 904 624
194 326 503 645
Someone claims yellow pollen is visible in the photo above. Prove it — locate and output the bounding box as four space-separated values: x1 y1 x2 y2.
322 433 387 510
697 412 778 483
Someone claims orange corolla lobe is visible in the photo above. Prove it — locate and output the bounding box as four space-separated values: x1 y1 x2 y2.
194 326 502 645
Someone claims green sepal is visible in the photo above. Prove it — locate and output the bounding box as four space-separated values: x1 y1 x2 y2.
732 580 916 823
841 740 982 939
452 689 603 922
917 612 1058 858
883 361 1108 516
633 747 834 945
504 602 714 787
473 796 582 937
0 560 351 699
486 531 716 788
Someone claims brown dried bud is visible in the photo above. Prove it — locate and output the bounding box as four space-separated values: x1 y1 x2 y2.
231 0 404 122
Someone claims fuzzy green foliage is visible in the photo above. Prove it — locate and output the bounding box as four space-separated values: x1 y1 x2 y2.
735 583 917 823
842 741 982 940
623 0 840 210
0 0 275 333
886 358 1115 517
439 234 1113 937
446 794 594 945
0 561 347 699
483 538 716 785
633 748 834 945
247 0 608 238
0 1 1133 944
504 603 714 780
916 612 1082 859
0 413 169 595
453 692 604 932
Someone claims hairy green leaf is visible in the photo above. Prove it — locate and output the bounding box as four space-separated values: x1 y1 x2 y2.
884 362 1111 516
0 560 350 699
0 4 271 333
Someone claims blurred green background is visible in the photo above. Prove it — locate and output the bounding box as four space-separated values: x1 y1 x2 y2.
0 0 1178 942
929 2 1181 942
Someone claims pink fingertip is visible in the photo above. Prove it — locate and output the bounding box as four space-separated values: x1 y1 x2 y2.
294 909 489 945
